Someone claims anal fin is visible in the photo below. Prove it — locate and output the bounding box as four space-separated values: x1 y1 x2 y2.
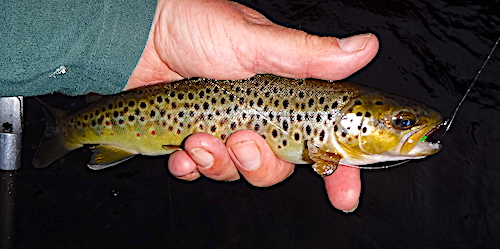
307 141 341 177
88 145 135 170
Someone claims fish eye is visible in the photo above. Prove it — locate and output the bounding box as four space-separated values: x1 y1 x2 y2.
392 111 416 130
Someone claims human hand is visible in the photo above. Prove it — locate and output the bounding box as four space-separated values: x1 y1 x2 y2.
126 0 378 212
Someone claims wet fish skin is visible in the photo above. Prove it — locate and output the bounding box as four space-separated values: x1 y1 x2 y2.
33 74 442 175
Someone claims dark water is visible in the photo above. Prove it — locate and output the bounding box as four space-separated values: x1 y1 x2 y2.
12 0 500 248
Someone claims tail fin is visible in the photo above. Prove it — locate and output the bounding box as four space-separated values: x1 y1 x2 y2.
32 99 74 168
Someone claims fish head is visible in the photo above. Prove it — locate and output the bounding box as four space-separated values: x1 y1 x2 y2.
333 91 443 165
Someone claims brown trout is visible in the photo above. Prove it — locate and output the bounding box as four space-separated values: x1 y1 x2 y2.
33 75 442 176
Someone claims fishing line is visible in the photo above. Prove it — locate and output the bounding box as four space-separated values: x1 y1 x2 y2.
438 36 500 140
341 36 500 171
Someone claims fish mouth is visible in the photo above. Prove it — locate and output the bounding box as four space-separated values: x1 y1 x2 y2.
400 123 443 156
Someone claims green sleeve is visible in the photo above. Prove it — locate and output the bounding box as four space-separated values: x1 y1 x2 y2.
0 0 156 97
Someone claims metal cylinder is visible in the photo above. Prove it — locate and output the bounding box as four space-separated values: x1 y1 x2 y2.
0 96 23 170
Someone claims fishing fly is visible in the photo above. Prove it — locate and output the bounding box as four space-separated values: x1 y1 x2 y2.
346 36 500 170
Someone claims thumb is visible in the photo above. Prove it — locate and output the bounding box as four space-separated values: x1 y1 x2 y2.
244 27 379 80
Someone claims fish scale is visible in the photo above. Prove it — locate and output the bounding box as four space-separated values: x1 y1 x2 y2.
34 74 443 176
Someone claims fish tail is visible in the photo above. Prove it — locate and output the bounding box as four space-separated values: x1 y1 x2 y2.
32 99 77 168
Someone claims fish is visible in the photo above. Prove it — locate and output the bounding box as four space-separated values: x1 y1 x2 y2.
33 74 443 176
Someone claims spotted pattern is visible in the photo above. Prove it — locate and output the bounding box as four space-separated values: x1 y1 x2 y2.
63 75 361 161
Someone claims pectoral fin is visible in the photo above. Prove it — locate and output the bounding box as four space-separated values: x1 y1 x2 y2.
88 145 136 170
307 141 341 177
162 145 182 154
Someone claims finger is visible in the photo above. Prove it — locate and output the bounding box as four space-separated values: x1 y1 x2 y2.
184 133 240 181
245 30 379 80
323 165 361 212
225 130 295 187
168 150 201 181
228 2 379 79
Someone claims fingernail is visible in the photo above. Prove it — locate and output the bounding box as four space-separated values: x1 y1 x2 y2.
337 34 372 53
341 201 359 213
229 140 261 171
188 148 214 169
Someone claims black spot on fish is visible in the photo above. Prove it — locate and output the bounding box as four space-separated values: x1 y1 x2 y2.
332 102 338 108
269 113 274 120
299 92 304 98
316 115 322 122
199 91 205 98
355 100 362 105
119 119 124 124
123 107 129 112
211 125 217 132
306 125 312 135
282 140 287 146
294 133 300 140
118 102 124 107
263 119 268 125
254 124 260 131
324 105 329 112
226 108 232 114
308 98 314 107
172 102 177 108
236 86 241 92
91 120 96 126
149 99 154 105
113 111 119 118
157 96 163 103
187 93 194 100
274 100 279 107
160 110 166 117
228 94 235 102
178 93 184 100
297 114 303 122
342 96 348 102
221 134 227 140
283 100 289 109
265 92 271 97
341 132 346 137
128 116 134 121
240 97 245 105
283 121 289 131
140 102 147 108
189 111 194 117
108 103 113 110
179 111 185 118
334 125 338 132
328 114 333 120
319 97 325 104
301 103 306 109
365 112 371 117
362 127 367 133
249 100 255 107
257 98 264 107
203 102 209 110
246 89 252 95
221 98 226 104
272 129 278 138
216 110 221 116
170 92 175 98
376 101 383 105
231 122 237 130
356 112 363 116
83 115 88 120
135 109 140 115
319 130 325 141
194 104 200 110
